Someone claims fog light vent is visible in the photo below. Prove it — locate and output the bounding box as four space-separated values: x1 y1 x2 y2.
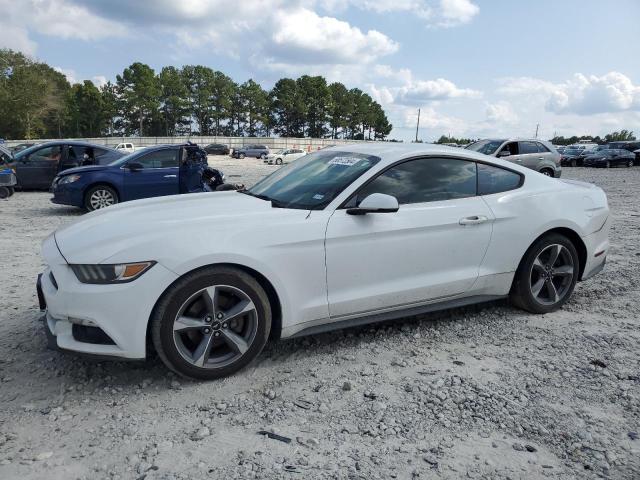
71 325 116 345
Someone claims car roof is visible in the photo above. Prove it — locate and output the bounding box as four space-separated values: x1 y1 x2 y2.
321 143 528 169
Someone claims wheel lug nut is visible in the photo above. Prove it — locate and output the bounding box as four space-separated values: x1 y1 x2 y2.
216 313 224 319
214 332 221 337
203 328 211 334
222 322 228 329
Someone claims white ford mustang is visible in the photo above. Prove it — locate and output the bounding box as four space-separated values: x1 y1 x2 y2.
38 144 609 379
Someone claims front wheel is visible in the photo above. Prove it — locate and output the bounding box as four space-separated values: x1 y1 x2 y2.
239 153 245 159
260 153 267 160
510 233 579 314
151 266 272 380
275 158 283 165
84 185 119 211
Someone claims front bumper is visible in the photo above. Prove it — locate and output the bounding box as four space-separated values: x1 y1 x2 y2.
39 234 179 359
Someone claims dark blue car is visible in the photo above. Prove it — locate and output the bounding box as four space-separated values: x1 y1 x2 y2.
51 144 208 211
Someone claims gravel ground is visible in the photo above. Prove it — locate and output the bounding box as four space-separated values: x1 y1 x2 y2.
0 160 639 480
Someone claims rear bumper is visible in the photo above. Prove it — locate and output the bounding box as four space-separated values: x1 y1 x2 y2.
580 217 610 281
51 184 84 207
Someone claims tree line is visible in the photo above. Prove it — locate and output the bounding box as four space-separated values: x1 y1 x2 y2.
0 49 392 141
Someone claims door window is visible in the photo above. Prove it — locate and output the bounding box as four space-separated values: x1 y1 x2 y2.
500 142 519 155
478 163 523 195
28 145 62 163
356 157 477 205
518 141 539 154
135 149 178 168
535 142 550 153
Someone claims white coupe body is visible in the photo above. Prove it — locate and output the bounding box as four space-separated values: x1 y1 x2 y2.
39 144 609 377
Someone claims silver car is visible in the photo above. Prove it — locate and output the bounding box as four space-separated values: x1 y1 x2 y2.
466 139 561 177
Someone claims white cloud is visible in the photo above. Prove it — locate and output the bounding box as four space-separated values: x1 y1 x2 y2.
395 78 481 104
270 8 398 64
92 75 108 88
499 72 640 116
0 25 38 55
322 0 479 28
486 101 518 124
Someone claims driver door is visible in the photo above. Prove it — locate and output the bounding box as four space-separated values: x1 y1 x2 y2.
17 144 62 188
123 148 180 201
325 157 493 318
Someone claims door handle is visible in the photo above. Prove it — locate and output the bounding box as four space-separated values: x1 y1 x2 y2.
459 215 488 226
163 174 177 178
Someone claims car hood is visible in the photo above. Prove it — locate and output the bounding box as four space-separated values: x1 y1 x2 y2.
58 164 112 176
53 191 308 264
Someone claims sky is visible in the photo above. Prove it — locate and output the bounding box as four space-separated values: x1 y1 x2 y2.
1 0 639 141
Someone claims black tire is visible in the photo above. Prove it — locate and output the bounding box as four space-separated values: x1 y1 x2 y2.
151 266 272 380
571 159 577 167
627 160 633 168
84 184 119 212
0 186 9 199
540 168 554 177
260 153 267 160
239 153 245 159
605 160 611 168
275 158 283 165
7 186 14 197
510 233 580 314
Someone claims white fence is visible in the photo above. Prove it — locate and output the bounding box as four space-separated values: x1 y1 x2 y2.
4 136 374 152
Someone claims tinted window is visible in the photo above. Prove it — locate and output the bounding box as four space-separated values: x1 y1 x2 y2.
500 142 519 155
135 149 178 168
478 164 522 195
28 145 62 163
536 142 550 153
357 158 477 205
519 141 539 154
466 139 505 155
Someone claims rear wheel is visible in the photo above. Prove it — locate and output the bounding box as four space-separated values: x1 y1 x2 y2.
7 186 14 197
239 153 245 159
627 160 633 168
540 168 554 177
151 266 271 380
84 185 118 211
605 160 611 168
510 233 579 314
260 153 267 160
0 186 10 199
275 158 283 165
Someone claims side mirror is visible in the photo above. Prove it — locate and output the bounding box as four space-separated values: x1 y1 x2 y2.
127 162 144 172
497 150 511 158
347 193 399 215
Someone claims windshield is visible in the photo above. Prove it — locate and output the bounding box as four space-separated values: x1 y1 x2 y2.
109 151 139 166
246 150 381 210
564 148 581 155
465 140 505 155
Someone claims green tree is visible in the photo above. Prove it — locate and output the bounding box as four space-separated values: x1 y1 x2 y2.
116 62 160 136
270 78 306 137
328 82 350 139
297 75 330 138
100 81 119 136
210 71 234 135
66 80 104 137
604 130 636 142
158 66 189 136
182 65 215 135
239 79 269 136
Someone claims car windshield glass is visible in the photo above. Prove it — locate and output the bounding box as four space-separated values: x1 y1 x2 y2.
246 150 380 210
109 151 139 166
564 149 581 155
466 140 505 155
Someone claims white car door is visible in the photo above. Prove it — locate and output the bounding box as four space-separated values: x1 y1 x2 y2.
325 157 494 318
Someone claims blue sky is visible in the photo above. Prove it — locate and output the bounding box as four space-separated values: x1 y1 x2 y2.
1 0 639 141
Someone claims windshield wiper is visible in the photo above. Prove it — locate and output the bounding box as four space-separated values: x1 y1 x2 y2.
240 190 288 208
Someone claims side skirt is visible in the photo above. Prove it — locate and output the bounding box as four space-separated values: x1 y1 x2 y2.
285 294 506 339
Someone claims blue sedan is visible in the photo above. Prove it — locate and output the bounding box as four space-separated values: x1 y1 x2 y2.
51 144 207 211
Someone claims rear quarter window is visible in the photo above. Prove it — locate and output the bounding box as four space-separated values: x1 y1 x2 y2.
478 163 523 195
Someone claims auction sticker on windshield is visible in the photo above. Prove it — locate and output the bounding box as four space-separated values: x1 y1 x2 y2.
328 156 362 167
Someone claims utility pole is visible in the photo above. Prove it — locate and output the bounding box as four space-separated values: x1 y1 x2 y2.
415 108 421 142
535 123 539 139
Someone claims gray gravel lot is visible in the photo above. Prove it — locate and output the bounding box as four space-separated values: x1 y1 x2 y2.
0 160 639 479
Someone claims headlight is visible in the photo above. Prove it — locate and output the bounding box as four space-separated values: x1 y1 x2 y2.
59 174 82 185
70 262 155 284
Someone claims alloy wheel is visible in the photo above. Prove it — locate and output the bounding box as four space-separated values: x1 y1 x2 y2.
90 189 116 210
529 244 574 306
172 285 258 368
